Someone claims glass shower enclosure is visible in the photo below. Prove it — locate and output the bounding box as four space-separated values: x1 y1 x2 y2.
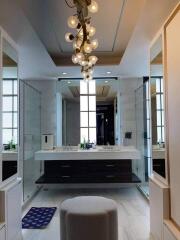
135 78 151 197
20 81 42 202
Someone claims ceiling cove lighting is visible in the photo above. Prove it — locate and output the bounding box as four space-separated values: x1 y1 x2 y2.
65 0 99 81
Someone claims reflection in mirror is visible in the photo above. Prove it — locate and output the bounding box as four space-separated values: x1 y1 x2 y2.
150 35 166 178
57 79 118 146
2 38 18 181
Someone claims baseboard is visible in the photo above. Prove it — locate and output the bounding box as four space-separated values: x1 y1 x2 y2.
164 220 180 240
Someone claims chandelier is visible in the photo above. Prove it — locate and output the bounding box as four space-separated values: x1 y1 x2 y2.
65 0 99 81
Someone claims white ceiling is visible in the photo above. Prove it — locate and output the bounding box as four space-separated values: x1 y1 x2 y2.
16 0 145 66
0 0 179 80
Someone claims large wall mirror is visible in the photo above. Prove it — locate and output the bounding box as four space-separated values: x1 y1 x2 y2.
56 78 118 146
1 37 18 182
150 34 166 179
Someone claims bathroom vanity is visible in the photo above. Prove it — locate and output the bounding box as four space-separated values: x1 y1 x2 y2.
1 151 18 181
35 146 141 184
152 147 165 178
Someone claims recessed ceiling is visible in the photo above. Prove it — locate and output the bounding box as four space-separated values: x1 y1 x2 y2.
17 0 145 66
3 53 17 67
0 0 178 80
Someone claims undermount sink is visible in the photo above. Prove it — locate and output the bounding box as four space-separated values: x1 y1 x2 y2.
98 148 117 152
53 145 136 152
55 147 78 152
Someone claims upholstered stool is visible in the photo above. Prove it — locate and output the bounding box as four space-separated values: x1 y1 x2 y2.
60 196 118 240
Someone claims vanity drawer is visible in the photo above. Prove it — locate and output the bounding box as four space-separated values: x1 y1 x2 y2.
0 226 6 240
44 160 132 175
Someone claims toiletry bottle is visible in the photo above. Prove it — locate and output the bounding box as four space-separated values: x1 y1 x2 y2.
83 137 86 149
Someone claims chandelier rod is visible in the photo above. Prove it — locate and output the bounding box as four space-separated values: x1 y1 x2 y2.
65 0 75 8
78 10 88 52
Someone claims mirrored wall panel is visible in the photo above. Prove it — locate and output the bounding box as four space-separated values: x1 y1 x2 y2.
1 38 18 181
56 79 118 146
150 35 166 179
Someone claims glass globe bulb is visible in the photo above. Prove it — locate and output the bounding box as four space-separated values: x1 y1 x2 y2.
65 33 74 42
73 39 82 50
88 0 99 13
89 56 98 64
91 39 99 49
84 42 92 54
72 55 79 64
73 41 79 50
89 26 96 37
80 60 87 66
88 61 93 67
73 41 78 50
67 16 78 29
76 52 84 61
89 68 94 74
78 59 83 66
82 71 87 78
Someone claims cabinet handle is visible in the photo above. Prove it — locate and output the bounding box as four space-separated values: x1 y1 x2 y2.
61 165 71 168
106 175 115 178
61 175 71 178
106 164 115 167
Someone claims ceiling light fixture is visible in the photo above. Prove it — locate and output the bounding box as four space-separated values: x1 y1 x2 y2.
65 0 99 81
106 71 111 74
62 72 67 75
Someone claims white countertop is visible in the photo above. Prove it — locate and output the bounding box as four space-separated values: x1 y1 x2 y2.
152 148 165 159
35 146 141 161
1 151 18 161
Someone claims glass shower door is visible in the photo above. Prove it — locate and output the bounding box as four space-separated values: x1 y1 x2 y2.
22 82 42 202
135 79 151 197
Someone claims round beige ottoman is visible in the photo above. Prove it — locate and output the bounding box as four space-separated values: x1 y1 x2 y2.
60 196 118 240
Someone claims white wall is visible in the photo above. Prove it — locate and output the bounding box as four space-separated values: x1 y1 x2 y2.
3 67 17 78
166 8 180 227
27 80 57 145
119 77 143 146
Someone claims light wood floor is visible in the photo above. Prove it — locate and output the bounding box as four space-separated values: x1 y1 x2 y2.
22 187 151 240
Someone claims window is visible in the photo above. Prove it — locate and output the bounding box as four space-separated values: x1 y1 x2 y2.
155 77 164 143
2 79 18 145
80 80 96 143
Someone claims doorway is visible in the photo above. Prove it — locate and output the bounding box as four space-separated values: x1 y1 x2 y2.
96 103 115 145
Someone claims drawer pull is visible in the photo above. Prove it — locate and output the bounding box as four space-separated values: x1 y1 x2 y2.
106 164 115 167
106 175 115 178
61 165 71 168
61 175 71 178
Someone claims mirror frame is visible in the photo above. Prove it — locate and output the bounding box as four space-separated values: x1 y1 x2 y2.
149 30 169 185
0 27 19 187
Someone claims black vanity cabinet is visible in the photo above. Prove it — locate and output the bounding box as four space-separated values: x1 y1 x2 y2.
36 160 141 184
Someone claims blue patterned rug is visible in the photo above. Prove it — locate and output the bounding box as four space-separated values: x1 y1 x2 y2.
22 207 57 229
